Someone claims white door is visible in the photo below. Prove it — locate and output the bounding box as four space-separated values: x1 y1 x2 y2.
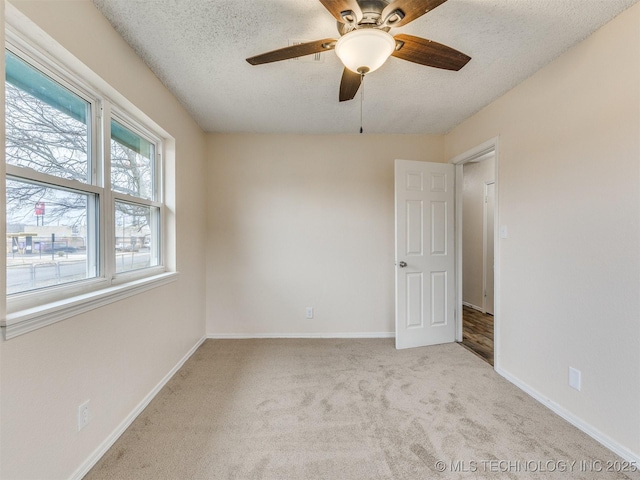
484 182 495 315
395 160 456 349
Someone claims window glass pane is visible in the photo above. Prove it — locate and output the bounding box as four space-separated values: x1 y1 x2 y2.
111 120 154 200
6 178 97 294
5 50 91 183
115 201 159 273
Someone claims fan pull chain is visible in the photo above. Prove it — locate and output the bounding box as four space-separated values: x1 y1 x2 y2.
359 73 365 134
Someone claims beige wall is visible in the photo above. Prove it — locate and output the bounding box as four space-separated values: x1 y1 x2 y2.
206 134 444 336
462 158 495 309
446 3 640 459
1 2 207 479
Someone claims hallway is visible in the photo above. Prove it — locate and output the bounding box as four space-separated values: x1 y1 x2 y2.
460 305 494 366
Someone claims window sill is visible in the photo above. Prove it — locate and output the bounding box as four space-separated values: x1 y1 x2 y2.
2 272 179 340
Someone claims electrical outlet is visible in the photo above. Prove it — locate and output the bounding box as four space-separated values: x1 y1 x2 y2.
569 367 581 391
78 400 90 431
305 307 314 319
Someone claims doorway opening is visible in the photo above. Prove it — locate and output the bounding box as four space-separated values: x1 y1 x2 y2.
451 139 499 367
461 305 493 365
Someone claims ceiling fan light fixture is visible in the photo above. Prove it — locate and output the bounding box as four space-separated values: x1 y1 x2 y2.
335 29 396 74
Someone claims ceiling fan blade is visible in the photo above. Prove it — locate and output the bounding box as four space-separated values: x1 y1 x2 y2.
339 68 361 102
381 0 447 28
392 34 471 71
319 0 363 24
246 38 336 65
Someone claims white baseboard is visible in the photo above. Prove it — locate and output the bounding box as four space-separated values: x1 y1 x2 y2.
69 335 206 480
207 332 395 339
462 301 484 312
496 366 640 465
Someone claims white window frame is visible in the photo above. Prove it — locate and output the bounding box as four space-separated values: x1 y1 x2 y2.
107 108 165 283
2 28 177 340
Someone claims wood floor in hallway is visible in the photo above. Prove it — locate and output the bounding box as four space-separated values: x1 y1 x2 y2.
460 305 494 366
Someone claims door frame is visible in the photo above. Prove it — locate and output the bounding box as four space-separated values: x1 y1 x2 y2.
483 181 495 315
450 137 500 369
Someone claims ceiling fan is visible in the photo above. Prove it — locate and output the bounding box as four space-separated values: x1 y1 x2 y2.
246 0 471 102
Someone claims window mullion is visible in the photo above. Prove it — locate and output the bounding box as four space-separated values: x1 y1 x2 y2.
155 152 162 203
111 193 159 208
102 102 115 281
6 165 102 195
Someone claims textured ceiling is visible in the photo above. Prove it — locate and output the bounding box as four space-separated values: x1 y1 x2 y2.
92 0 638 134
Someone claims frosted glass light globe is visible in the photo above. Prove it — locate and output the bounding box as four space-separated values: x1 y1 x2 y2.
335 29 396 74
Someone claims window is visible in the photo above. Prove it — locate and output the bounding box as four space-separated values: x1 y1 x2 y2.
110 119 161 274
5 41 168 318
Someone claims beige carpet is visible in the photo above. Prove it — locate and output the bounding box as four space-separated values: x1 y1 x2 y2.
86 339 639 479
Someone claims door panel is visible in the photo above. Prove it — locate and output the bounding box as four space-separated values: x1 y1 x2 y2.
395 160 456 349
406 272 424 327
406 200 423 255
431 201 447 254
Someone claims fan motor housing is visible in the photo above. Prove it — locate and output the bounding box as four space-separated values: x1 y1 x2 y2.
337 0 392 36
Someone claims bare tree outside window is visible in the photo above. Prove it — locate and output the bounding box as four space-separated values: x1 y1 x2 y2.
5 80 89 227
111 120 154 201
6 82 89 179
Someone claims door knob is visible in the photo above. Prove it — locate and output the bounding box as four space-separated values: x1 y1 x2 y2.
398 261 407 268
